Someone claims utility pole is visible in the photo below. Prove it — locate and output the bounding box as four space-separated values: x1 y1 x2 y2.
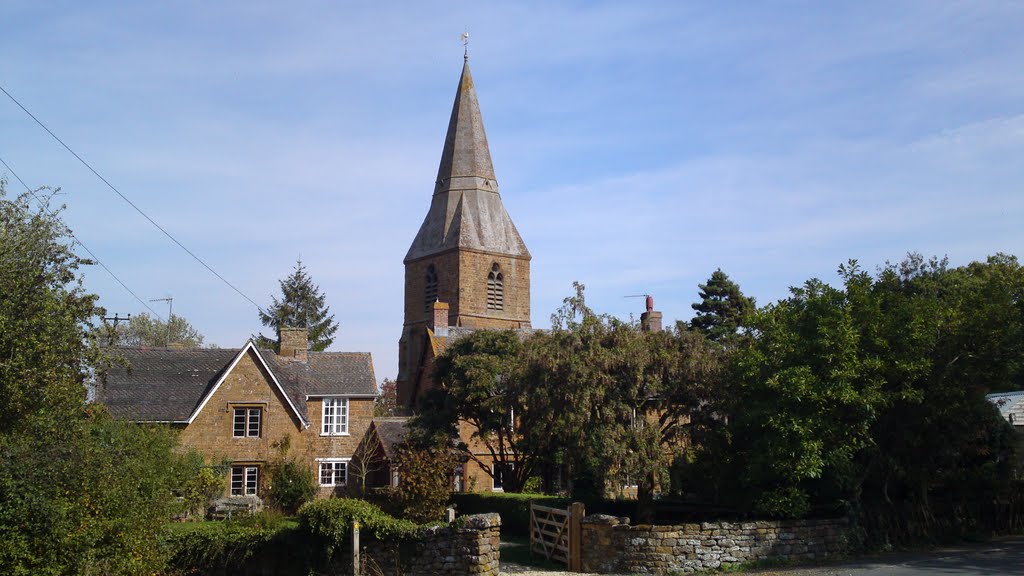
102 313 131 346
103 313 131 327
149 297 173 347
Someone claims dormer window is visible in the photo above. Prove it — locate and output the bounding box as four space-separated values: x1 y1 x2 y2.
487 263 504 311
425 265 439 311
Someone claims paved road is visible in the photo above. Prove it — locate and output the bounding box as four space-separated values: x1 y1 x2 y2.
502 536 1024 575
743 536 1024 576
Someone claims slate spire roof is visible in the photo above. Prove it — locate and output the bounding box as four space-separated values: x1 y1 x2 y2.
405 59 530 263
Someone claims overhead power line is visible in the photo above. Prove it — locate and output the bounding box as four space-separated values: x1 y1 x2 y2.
0 83 266 314
0 154 164 320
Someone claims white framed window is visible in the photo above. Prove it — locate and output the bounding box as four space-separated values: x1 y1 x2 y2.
318 459 349 487
321 398 349 435
230 465 259 496
233 407 261 438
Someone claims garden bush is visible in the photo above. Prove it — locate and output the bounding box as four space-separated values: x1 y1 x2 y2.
163 519 301 576
451 492 568 537
266 459 317 514
298 498 419 558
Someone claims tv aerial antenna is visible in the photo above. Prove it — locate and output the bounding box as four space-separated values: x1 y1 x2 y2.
149 296 173 347
624 294 654 313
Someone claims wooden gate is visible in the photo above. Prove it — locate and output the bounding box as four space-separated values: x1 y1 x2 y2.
529 502 584 571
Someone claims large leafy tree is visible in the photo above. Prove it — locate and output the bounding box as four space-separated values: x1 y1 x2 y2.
690 269 755 345
257 258 338 352
0 187 100 434
0 185 181 574
423 329 530 492
423 282 723 508
709 254 1022 541
109 312 204 348
728 263 884 518
519 284 724 509
856 254 1023 542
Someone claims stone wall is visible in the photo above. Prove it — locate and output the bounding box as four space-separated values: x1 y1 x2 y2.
580 515 848 574
364 513 501 576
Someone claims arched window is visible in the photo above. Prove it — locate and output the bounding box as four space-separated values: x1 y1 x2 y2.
424 265 438 311
487 263 504 311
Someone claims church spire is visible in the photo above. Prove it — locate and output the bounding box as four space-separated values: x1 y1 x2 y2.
397 55 533 406
433 60 496 193
405 60 529 263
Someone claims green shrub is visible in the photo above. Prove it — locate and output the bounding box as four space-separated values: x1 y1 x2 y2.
163 520 299 575
234 509 294 530
522 475 543 493
171 451 227 518
451 492 569 537
298 498 419 557
391 438 457 523
267 459 317 514
0 410 180 575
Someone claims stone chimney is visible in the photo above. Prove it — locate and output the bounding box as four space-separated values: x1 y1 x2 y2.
279 327 308 362
430 301 450 337
640 295 662 333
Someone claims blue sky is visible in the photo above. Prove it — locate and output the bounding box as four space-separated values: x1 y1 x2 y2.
2 1 1022 381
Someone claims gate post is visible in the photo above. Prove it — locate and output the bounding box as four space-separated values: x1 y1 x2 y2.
569 502 585 572
352 521 360 576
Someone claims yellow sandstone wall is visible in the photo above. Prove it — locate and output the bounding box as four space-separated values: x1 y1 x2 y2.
177 349 374 497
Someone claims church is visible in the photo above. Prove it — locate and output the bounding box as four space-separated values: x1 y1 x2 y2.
395 55 534 491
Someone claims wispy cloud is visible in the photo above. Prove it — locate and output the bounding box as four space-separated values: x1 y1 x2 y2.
1 1 1021 379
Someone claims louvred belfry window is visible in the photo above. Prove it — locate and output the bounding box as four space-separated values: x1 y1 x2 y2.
424 265 438 311
487 263 504 311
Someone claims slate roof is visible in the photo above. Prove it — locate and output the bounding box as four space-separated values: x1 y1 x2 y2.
429 326 540 356
370 417 410 459
986 391 1024 419
102 344 376 423
405 60 530 263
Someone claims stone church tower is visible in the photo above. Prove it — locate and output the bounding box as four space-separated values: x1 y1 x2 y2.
397 58 531 409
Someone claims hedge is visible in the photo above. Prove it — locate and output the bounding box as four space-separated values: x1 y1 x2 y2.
450 492 569 537
164 500 421 575
162 519 302 576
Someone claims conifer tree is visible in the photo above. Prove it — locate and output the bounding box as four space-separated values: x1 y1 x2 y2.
690 269 755 344
256 259 338 352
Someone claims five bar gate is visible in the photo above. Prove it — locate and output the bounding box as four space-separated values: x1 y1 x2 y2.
529 502 585 572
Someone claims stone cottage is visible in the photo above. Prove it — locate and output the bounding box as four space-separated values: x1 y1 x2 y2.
102 328 376 499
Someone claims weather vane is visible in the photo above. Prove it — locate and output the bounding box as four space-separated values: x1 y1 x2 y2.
461 29 470 60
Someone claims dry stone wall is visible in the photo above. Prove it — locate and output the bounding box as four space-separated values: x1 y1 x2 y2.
364 513 501 576
580 515 848 574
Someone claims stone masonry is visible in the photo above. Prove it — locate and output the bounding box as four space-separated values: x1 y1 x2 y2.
174 349 374 498
363 513 501 576
397 59 531 408
580 515 849 574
